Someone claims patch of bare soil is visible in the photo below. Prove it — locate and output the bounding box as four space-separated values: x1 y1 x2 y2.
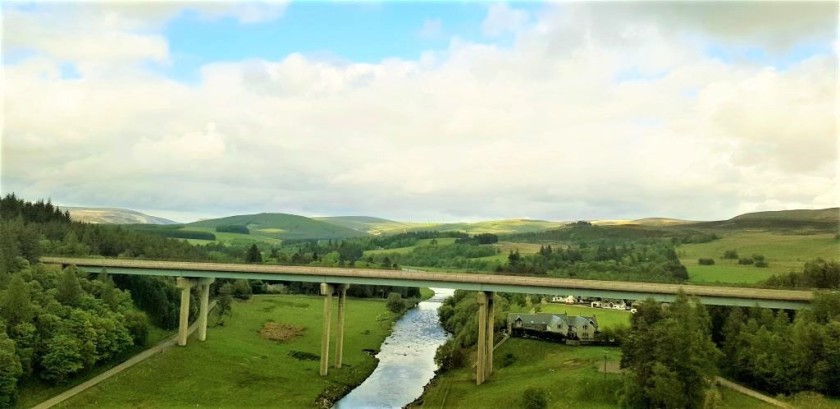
259 322 305 342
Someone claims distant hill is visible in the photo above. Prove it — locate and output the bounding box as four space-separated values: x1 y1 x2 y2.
62 207 178 225
314 216 413 235
410 219 566 235
595 218 695 227
731 208 839 222
686 208 839 232
188 213 369 240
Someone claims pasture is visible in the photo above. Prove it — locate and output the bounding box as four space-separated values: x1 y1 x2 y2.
53 295 399 408
413 338 809 409
680 232 838 284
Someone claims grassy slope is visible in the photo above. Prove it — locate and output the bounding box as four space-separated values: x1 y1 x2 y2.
189 213 369 240
17 326 173 408
681 232 839 284
55 295 398 408
314 216 414 235
415 339 624 409
415 339 790 409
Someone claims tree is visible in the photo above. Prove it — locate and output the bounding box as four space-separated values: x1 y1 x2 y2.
39 335 85 384
56 267 83 306
232 280 252 300
215 283 233 325
620 293 720 409
0 275 33 326
245 244 262 263
723 250 738 259
386 292 405 313
0 328 22 408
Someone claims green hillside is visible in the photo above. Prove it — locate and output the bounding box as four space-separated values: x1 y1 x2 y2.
188 213 369 240
409 219 565 235
686 208 839 232
315 216 415 235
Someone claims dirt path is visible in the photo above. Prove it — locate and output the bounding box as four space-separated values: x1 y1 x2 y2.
31 302 216 409
715 377 792 408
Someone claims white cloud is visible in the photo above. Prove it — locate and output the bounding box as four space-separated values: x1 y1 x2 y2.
2 2 836 221
482 3 529 37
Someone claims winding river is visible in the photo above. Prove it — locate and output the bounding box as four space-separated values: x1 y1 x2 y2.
335 288 454 409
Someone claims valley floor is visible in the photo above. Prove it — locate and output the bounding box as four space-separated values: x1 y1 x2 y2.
48 294 400 408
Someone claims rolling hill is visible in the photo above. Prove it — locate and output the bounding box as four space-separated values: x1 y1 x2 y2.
686 208 839 232
187 213 370 240
314 216 413 235
61 207 178 224
412 219 565 235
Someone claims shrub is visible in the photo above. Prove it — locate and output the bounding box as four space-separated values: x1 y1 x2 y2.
501 353 517 368
738 258 754 265
522 387 548 409
386 292 405 313
434 340 466 372
752 254 765 262
723 250 739 259
755 260 769 268
232 280 252 300
698 258 715 265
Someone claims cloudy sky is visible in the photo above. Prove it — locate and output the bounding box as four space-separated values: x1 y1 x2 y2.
2 1 837 223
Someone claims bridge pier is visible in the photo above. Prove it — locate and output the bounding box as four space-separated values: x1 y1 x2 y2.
320 283 334 376
176 277 215 346
476 291 495 385
197 278 215 342
335 284 349 369
176 277 193 347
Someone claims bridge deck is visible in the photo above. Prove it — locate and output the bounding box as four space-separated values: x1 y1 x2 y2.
41 257 816 309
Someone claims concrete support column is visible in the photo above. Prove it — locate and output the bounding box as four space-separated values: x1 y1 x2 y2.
320 283 334 376
476 292 488 385
176 277 194 347
335 284 349 369
485 291 495 378
197 278 215 342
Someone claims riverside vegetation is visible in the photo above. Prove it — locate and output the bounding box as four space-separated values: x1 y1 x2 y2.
0 193 837 408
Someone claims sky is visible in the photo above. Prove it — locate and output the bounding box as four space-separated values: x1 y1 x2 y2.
1 1 838 224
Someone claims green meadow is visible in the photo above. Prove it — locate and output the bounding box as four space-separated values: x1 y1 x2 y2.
412 339 779 409
54 294 400 409
681 231 838 284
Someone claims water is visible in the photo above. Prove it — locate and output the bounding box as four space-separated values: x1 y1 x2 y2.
335 288 454 409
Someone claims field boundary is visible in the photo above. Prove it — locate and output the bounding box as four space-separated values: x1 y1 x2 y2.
32 302 216 409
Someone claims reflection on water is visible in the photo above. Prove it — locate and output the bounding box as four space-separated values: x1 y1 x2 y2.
335 288 454 409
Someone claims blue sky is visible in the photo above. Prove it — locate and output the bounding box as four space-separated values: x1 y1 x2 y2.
2 1 837 222
160 2 536 82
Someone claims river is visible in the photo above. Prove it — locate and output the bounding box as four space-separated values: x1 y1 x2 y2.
334 288 454 409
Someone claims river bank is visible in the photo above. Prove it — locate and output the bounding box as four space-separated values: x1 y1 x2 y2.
335 288 453 408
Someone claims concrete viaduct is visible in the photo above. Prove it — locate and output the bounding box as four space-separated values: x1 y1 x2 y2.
41 257 815 386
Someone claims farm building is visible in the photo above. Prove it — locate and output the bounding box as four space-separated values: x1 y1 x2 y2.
507 313 599 344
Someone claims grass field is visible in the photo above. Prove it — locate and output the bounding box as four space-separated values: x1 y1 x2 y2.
53 294 400 408
681 232 838 284
413 338 794 409
17 325 173 408
364 238 459 256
